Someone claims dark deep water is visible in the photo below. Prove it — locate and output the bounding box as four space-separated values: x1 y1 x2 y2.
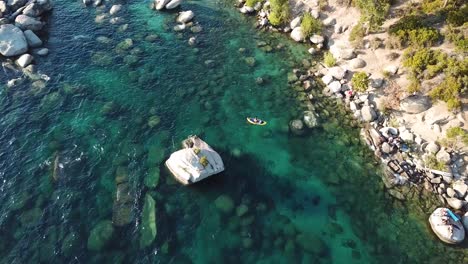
0 0 467 263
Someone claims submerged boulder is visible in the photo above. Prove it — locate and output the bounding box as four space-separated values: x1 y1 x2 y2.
140 194 157 248
289 119 306 136
0 24 28 56
303 111 319 128
215 195 234 213
87 220 114 251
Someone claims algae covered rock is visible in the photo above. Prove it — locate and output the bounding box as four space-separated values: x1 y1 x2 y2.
214 195 234 213
144 167 160 188
296 233 328 256
140 194 157 248
87 220 114 251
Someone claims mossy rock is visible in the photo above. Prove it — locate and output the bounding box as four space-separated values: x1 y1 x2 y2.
116 38 134 52
91 52 113 66
242 237 253 249
87 220 114 251
214 195 234 213
40 92 61 110
236 204 249 217
147 146 165 165
115 166 129 184
19 207 43 228
148 115 161 128
244 57 256 67
101 101 118 116
296 233 328 257
123 55 139 66
61 232 79 257
140 194 157 249
144 168 160 188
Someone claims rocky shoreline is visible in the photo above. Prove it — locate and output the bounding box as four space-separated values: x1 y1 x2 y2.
236 0 468 244
0 0 52 88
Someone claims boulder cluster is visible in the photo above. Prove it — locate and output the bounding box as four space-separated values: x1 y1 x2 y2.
0 0 52 86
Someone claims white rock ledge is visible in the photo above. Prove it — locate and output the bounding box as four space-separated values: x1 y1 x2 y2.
429 207 465 244
165 135 224 185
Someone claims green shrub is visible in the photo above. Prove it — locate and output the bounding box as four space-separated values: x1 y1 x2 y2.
193 147 200 155
349 23 366 47
446 127 468 145
447 5 468 26
351 72 369 92
301 13 322 38
245 0 262 7
429 76 462 111
199 156 209 167
389 15 441 47
268 0 290 26
323 51 336 67
407 75 421 93
424 154 447 171
441 127 468 148
353 0 391 30
402 48 444 77
445 26 468 52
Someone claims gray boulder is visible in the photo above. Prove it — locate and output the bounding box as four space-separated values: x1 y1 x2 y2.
425 141 440 154
328 66 346 80
381 142 392 154
361 105 377 122
436 149 451 165
310 34 324 44
400 95 431 114
24 29 42 47
328 81 341 93
289 119 306 136
0 24 27 56
453 180 468 198
7 0 27 10
350 58 366 69
15 14 44 31
370 78 384 88
321 74 333 85
447 197 465 210
35 47 48 56
303 111 319 128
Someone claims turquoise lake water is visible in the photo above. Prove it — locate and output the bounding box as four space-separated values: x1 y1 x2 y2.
0 0 467 263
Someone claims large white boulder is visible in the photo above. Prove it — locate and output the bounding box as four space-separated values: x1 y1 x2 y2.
16 53 33 68
328 66 346 80
176 10 194 23
155 0 170 10
109 4 122 15
310 34 324 44
328 81 341 93
165 136 224 185
361 105 377 122
0 24 28 56
23 29 42 48
290 27 304 42
429 208 465 244
290 16 301 29
166 0 182 9
15 14 44 31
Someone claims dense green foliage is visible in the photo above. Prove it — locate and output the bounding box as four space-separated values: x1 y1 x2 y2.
445 26 468 52
353 0 391 30
447 5 468 26
446 127 468 145
389 15 440 47
323 51 336 67
301 13 322 38
268 0 290 26
245 0 262 8
421 0 459 14
351 72 369 92
349 23 366 46
441 127 468 148
424 154 447 170
403 48 467 110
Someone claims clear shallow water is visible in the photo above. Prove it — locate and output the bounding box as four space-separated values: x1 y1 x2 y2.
0 0 467 263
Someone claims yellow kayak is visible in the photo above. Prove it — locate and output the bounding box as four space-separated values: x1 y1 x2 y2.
247 117 267 126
